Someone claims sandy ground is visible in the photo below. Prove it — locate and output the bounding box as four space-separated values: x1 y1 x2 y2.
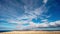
0 31 60 34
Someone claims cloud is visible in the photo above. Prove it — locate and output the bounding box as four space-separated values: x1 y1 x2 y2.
13 21 49 30
14 20 60 30
0 0 49 24
18 2 48 21
43 0 48 4
49 20 60 27
10 0 50 30
0 0 58 30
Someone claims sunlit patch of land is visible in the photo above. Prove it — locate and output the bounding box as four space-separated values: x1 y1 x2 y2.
0 31 60 34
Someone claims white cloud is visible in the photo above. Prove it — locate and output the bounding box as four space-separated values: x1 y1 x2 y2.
20 4 47 21
41 19 48 22
16 22 49 30
55 20 60 25
8 19 29 25
38 23 49 27
49 22 57 26
21 0 50 21
3 0 49 26
43 0 48 4
6 16 60 30
0 0 55 30
49 20 60 26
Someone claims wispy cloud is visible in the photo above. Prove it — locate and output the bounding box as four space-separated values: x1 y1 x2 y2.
49 20 60 27
0 0 59 30
43 0 48 4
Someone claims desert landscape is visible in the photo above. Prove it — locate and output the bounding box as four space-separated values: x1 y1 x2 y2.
0 31 60 34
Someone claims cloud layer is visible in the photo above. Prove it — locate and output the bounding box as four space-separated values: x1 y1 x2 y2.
0 0 60 30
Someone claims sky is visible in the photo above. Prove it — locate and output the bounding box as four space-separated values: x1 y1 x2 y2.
0 0 60 31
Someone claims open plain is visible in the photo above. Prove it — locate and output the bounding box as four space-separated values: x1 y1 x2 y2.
0 31 60 34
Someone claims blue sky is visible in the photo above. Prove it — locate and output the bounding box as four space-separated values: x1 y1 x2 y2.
0 0 60 31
